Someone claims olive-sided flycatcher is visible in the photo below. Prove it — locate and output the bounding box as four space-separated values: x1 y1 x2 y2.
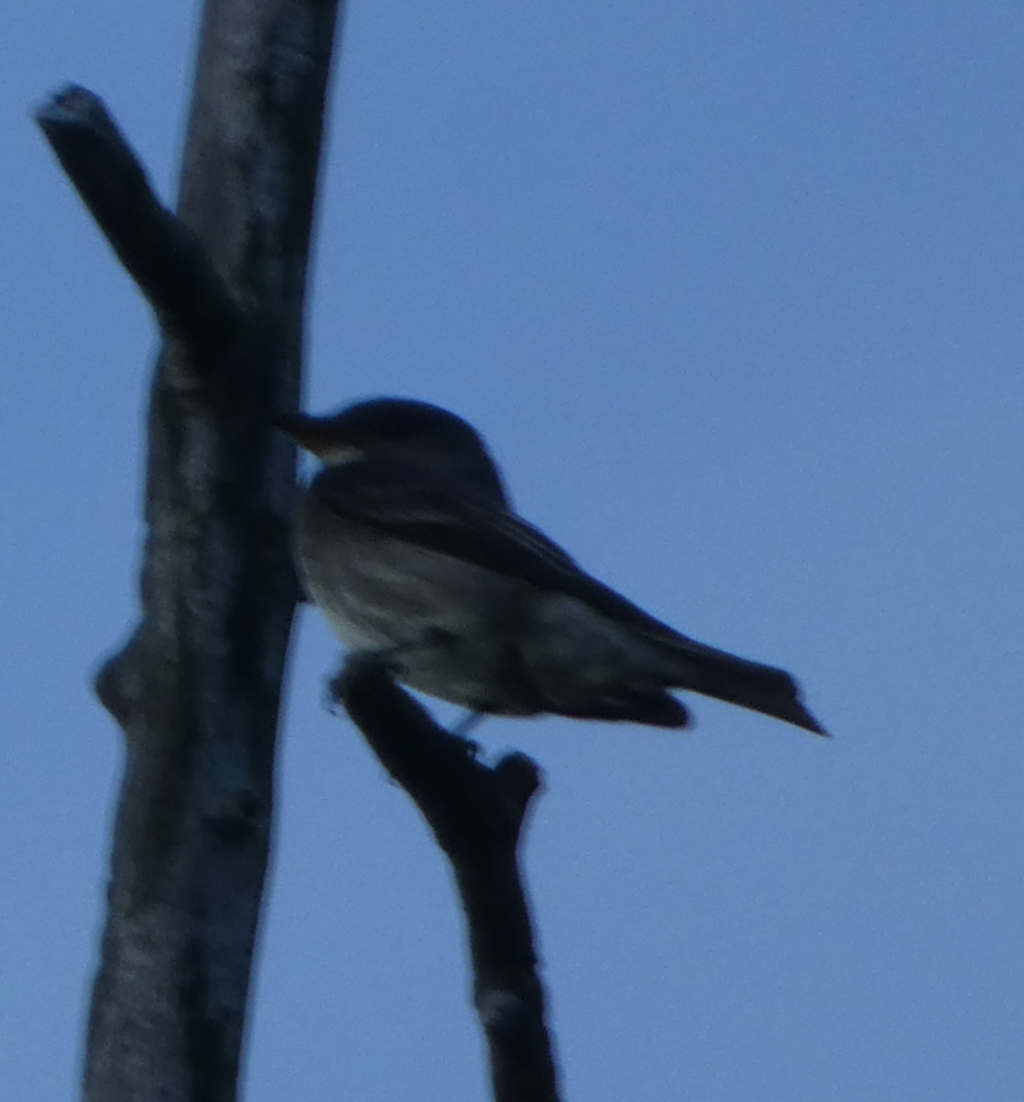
278 398 825 734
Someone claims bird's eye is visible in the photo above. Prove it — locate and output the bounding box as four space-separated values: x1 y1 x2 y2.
379 409 433 440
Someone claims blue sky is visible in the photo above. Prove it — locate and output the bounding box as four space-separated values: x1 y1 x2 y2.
4 2 1024 1099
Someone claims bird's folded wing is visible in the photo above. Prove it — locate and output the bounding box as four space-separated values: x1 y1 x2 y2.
309 464 778 665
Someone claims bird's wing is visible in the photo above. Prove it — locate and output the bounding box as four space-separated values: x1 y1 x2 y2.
311 463 704 648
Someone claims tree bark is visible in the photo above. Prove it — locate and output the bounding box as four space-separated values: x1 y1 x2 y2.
36 1 342 1098
334 658 563 1102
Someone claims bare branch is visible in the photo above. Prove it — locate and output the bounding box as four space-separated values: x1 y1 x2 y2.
334 658 563 1102
38 1 344 1100
36 85 241 359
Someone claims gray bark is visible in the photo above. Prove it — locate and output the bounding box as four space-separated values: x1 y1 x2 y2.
334 659 563 1102
36 1 342 1097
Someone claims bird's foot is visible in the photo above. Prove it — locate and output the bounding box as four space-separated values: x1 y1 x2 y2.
447 710 486 756
324 649 400 713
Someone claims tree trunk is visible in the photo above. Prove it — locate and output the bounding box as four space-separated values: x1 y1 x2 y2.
37 1 343 1097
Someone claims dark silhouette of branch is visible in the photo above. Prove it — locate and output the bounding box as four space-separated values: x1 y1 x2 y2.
333 657 563 1102
36 85 240 359
36 1 342 1099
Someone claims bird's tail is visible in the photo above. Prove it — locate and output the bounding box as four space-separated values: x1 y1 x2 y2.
661 637 827 735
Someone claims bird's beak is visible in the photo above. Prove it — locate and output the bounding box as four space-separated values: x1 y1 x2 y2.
274 412 362 464
274 412 320 452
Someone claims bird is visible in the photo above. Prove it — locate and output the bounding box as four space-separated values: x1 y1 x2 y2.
277 397 825 735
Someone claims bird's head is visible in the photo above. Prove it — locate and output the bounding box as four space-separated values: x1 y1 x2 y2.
276 397 509 504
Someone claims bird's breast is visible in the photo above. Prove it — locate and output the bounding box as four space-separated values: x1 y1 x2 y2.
293 506 540 714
